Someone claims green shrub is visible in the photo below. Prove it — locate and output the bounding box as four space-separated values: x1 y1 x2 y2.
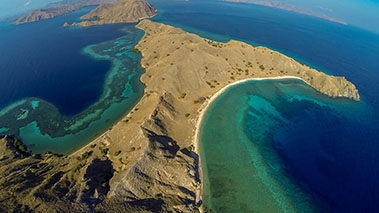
114 151 121 156
13 139 21 147
81 152 90 160
101 148 109 156
131 48 140 53
179 93 187 99
153 194 162 200
259 65 265 71
185 113 190 117
18 145 26 152
77 163 85 170
13 139 27 153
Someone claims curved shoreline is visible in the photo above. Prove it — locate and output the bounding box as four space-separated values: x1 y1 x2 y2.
0 25 145 154
193 76 310 211
0 17 363 212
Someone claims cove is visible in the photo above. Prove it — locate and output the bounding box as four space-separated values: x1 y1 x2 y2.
0 7 146 154
150 0 379 211
200 79 377 212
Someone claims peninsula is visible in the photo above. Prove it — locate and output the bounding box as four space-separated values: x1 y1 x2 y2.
0 19 359 212
223 0 347 25
68 0 157 26
14 0 118 25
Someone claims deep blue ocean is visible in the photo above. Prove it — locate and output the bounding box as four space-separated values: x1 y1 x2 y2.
0 6 146 153
0 0 378 211
148 0 379 212
0 6 124 115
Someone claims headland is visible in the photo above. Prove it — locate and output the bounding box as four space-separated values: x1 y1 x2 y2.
0 17 360 212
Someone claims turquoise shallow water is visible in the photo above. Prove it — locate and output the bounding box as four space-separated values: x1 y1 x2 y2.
0 7 145 154
200 80 301 213
0 1 378 211
200 79 372 212
149 0 379 211
16 28 145 154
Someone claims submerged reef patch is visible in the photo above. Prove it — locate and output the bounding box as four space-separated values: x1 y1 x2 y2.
0 25 145 154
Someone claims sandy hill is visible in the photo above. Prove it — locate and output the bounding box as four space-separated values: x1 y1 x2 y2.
69 0 157 26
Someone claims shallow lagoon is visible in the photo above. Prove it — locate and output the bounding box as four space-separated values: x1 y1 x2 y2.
200 79 376 212
0 7 145 154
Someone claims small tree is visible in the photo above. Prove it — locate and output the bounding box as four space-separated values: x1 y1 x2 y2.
101 148 109 156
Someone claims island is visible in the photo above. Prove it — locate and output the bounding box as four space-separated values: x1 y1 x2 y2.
223 0 347 25
14 0 118 25
0 9 360 213
68 0 157 26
